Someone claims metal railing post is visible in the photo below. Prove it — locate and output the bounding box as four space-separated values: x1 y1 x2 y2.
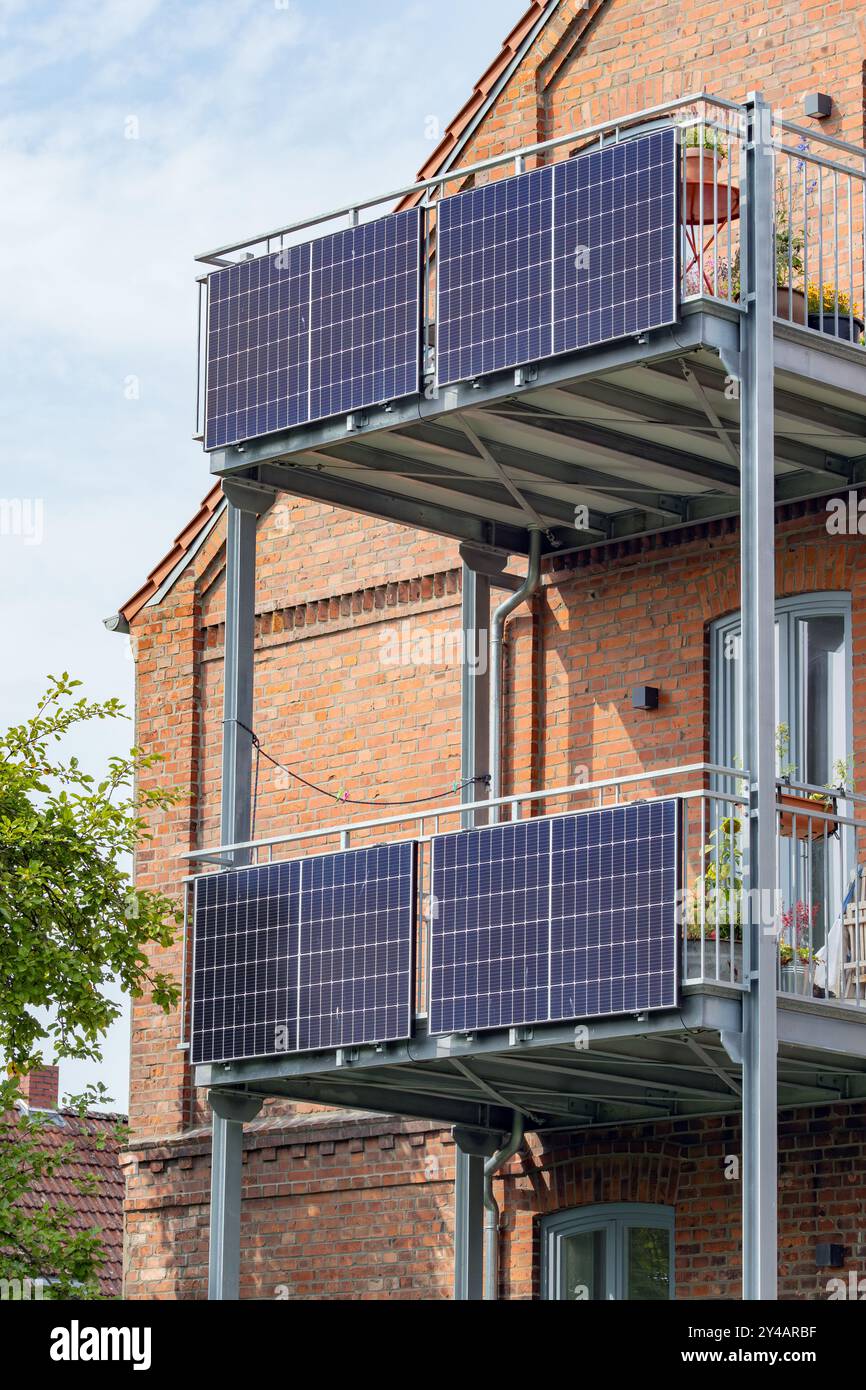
740 92 778 1302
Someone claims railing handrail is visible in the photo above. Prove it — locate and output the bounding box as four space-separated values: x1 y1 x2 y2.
180 760 745 865
195 91 744 265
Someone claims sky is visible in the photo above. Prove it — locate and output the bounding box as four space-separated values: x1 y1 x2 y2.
0 0 528 1110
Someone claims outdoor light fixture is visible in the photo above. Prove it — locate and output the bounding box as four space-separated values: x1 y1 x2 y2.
632 685 659 711
804 93 832 119
815 1242 845 1268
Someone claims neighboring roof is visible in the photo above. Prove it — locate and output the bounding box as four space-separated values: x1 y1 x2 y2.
396 0 556 210
113 484 224 628
9 1107 126 1298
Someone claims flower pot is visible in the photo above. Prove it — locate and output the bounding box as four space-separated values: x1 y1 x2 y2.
681 147 738 230
683 147 726 180
777 790 836 839
775 285 807 325
779 961 813 996
806 311 865 342
685 937 744 984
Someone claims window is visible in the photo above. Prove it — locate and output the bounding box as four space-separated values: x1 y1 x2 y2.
541 1204 674 1300
710 593 851 784
710 593 853 950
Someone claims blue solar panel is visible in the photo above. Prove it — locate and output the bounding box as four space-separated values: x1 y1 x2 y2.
204 208 422 451
550 800 678 1020
428 819 551 1035
310 210 421 421
428 799 679 1035
552 127 677 354
298 842 416 1051
436 128 677 386
190 842 415 1065
205 243 311 451
191 859 301 1065
436 165 553 386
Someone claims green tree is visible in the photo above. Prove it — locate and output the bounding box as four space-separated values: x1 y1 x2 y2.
0 675 181 1296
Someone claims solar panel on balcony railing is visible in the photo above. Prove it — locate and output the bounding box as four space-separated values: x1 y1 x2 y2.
191 859 301 1066
298 841 416 1052
204 207 422 450
435 127 677 386
436 165 554 386
552 126 677 354
190 842 416 1065
428 799 679 1035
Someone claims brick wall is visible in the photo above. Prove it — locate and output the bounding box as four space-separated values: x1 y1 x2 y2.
123 1101 866 1299
125 0 866 1297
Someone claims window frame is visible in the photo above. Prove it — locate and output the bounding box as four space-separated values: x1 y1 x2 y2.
540 1202 675 1301
709 592 853 777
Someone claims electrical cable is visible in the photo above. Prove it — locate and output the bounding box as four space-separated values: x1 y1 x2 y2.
228 718 490 811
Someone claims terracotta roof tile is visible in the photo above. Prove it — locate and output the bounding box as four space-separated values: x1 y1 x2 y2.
2 1108 126 1297
118 484 223 626
397 0 552 208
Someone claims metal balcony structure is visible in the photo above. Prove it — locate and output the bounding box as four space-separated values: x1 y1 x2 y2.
189 92 866 1302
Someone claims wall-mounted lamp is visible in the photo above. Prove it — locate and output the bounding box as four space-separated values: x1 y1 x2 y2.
632 685 659 711
804 93 832 120
815 1242 845 1268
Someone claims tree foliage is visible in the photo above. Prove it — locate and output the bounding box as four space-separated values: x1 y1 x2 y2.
0 676 182 1295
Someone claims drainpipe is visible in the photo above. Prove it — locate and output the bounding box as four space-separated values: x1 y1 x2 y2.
483 1111 524 1301
489 527 542 814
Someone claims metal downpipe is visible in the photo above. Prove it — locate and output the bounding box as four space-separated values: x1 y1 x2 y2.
482 1112 524 1301
489 528 542 814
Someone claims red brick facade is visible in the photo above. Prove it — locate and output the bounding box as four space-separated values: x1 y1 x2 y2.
124 0 866 1298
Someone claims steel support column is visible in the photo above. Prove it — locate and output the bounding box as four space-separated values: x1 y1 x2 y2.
219 481 274 861
454 557 492 1298
207 1090 263 1300
209 480 273 1301
740 93 778 1301
454 1150 485 1301
459 556 491 830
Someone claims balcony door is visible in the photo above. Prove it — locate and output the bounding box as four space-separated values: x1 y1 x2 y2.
710 593 852 952
541 1204 674 1301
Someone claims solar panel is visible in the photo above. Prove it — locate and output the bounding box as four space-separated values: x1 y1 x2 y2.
435 128 677 386
428 799 679 1035
205 242 311 451
436 165 553 386
310 210 422 422
552 127 677 354
190 842 416 1065
298 841 416 1051
204 207 422 451
550 800 678 1020
191 859 301 1066
428 818 551 1035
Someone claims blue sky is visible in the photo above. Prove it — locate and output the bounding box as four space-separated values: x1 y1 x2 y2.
0 0 526 1109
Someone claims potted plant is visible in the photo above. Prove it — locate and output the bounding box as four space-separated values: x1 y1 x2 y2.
728 181 806 321
805 281 865 342
686 814 744 980
778 901 818 995
682 124 728 182
775 723 837 839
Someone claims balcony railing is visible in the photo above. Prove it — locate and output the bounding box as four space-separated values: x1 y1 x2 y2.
194 92 866 439
677 102 866 346
180 761 866 1058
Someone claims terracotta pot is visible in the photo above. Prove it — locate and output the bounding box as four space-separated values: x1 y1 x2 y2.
683 146 726 178
775 285 807 325
777 790 836 839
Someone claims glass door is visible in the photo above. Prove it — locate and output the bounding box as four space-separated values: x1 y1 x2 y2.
711 595 852 980
542 1205 674 1300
